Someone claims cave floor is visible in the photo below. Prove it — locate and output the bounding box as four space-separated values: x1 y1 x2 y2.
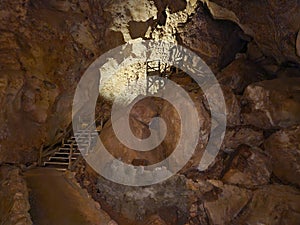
25 168 111 225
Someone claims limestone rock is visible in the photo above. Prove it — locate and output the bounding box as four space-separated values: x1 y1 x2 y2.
95 174 203 223
0 166 32 225
201 0 300 65
264 126 300 186
145 215 167 225
70 21 97 52
105 0 158 41
222 127 264 150
217 59 265 94
179 5 245 72
235 185 300 225
277 67 300 78
21 76 60 124
222 145 272 188
246 41 264 62
204 182 252 225
160 90 211 171
0 0 115 163
242 78 300 129
100 97 166 164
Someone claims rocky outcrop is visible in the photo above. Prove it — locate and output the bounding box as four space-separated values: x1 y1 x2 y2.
0 166 32 225
95 172 211 224
235 185 300 225
0 0 123 163
100 97 166 165
222 127 264 151
204 181 252 225
222 145 272 188
217 59 265 94
242 78 300 129
264 126 300 187
201 0 300 65
179 5 246 72
202 183 300 225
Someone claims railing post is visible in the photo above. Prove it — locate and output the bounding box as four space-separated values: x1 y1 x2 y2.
68 143 73 170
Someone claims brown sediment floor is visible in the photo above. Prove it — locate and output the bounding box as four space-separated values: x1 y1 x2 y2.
25 168 112 225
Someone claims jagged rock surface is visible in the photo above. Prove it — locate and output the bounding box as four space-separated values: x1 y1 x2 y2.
264 126 300 187
0 166 32 225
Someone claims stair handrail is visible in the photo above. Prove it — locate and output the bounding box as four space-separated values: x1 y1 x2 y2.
39 114 103 164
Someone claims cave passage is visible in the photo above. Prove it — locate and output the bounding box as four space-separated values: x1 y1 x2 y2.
25 168 111 225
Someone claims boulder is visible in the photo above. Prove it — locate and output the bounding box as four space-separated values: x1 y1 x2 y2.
100 97 166 165
179 5 245 72
0 166 32 225
277 67 300 78
222 127 264 151
145 215 167 225
242 78 300 129
235 185 300 225
201 0 300 65
264 126 300 186
217 58 265 94
222 145 272 188
204 181 252 225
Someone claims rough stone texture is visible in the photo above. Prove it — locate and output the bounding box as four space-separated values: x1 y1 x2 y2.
235 185 300 225
222 145 272 188
242 78 300 129
179 5 246 72
222 127 264 151
100 97 166 165
201 84 241 128
0 166 32 225
201 0 300 65
204 181 252 225
74 161 220 225
144 215 167 225
105 0 158 41
0 0 125 164
160 91 211 171
277 67 300 78
264 126 300 187
217 59 266 94
100 91 211 169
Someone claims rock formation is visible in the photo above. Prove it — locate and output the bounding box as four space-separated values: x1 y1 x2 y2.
0 0 300 224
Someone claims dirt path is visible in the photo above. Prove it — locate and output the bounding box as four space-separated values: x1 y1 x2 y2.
25 168 113 225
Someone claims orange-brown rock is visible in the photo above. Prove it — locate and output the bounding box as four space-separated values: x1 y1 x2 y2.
222 145 272 188
264 126 300 187
235 185 300 225
201 0 300 65
242 78 300 129
179 5 246 72
217 59 265 94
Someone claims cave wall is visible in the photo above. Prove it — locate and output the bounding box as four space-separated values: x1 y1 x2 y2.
0 0 299 171
0 0 124 163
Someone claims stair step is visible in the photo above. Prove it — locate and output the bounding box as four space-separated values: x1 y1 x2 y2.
44 161 69 166
49 156 77 160
59 147 71 150
63 143 78 146
56 168 67 172
54 152 81 156
58 148 81 153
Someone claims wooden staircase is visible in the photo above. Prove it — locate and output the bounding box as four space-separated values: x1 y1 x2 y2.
42 129 100 171
146 60 170 94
